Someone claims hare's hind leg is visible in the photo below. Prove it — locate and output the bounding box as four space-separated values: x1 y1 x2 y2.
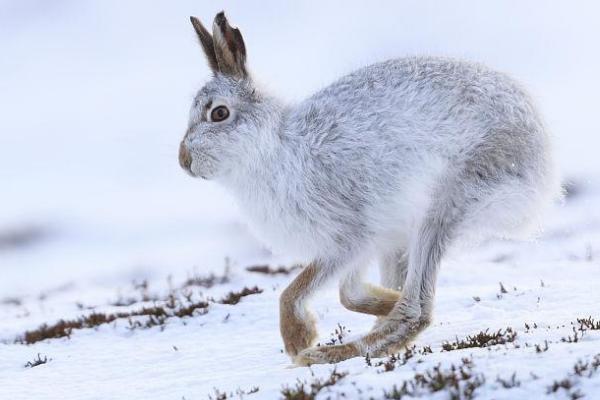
296 197 457 365
339 267 401 316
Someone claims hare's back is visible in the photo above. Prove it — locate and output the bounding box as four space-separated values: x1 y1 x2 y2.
293 56 548 173
311 56 538 131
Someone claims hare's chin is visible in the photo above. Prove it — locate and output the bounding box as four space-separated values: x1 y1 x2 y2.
187 169 208 180
188 163 210 180
183 168 203 179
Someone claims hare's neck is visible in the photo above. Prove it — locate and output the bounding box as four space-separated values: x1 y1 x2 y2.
221 111 311 217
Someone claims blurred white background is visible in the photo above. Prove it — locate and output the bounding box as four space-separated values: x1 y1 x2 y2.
1 0 599 295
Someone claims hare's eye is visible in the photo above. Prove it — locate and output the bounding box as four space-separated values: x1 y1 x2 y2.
210 105 230 122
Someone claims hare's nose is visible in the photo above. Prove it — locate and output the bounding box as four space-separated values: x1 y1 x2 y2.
179 142 192 171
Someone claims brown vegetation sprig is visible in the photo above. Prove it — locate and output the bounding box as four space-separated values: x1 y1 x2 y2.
219 286 263 305
281 368 348 400
17 298 209 344
383 357 485 400
245 264 301 276
442 328 517 351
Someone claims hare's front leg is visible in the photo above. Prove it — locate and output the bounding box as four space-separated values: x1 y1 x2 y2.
339 268 401 316
280 261 336 357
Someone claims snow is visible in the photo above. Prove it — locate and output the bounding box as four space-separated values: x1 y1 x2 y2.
1 1 600 399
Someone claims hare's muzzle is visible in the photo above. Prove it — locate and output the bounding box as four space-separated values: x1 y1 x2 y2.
179 142 193 173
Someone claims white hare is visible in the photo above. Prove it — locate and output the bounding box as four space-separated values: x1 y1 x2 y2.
179 12 558 365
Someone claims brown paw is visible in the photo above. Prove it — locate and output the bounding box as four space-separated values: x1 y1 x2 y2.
295 343 361 366
281 309 318 356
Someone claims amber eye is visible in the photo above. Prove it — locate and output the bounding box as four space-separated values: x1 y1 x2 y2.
210 105 230 122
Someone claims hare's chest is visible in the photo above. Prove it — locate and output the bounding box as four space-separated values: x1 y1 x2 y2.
237 190 334 260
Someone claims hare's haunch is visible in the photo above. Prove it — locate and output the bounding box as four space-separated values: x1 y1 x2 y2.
179 12 558 365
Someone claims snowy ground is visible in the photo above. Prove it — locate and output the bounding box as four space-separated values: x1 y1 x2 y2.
1 1 600 399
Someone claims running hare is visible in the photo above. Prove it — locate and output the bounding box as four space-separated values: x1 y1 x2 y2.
179 12 558 365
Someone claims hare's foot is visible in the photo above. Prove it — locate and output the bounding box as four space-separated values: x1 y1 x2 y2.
295 311 429 365
295 343 361 366
281 308 318 356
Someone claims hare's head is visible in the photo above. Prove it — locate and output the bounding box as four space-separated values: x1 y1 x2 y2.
179 12 278 180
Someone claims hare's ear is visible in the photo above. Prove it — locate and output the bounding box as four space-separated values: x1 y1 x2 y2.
211 12 248 79
190 16 219 74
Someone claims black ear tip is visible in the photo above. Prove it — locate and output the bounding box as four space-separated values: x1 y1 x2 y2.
215 11 227 26
190 16 203 28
